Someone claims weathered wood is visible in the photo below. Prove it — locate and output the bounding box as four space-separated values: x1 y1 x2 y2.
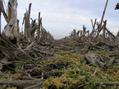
100 0 109 30
0 2 1 35
91 18 97 31
85 52 105 68
24 82 42 89
23 3 32 41
105 28 115 39
0 0 8 23
0 79 43 88
94 0 109 40
36 12 42 40
2 0 19 44
30 19 37 39
102 20 107 39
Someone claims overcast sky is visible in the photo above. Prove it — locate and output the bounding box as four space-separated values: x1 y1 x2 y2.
2 0 119 39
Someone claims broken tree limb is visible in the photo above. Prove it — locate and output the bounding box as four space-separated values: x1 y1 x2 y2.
100 0 109 30
24 82 42 89
0 0 8 23
91 18 97 31
0 79 43 87
105 28 116 39
94 0 109 39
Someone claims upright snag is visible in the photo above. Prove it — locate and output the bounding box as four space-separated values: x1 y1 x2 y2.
100 0 109 29
0 0 8 23
37 12 42 40
23 3 32 41
115 2 119 45
2 0 19 45
0 0 2 35
93 0 109 41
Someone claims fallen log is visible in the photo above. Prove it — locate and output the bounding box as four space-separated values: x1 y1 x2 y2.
24 82 42 89
0 79 43 87
85 52 105 68
85 52 115 68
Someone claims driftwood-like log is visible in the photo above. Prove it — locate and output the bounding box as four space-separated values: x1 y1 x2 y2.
24 82 42 89
85 51 115 68
0 79 43 88
85 52 105 68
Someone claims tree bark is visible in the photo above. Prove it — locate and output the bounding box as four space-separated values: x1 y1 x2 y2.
3 0 19 44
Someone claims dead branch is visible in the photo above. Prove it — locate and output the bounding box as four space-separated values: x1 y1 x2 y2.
0 79 43 87
100 0 109 30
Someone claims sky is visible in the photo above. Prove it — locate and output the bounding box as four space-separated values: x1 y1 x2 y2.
2 0 119 39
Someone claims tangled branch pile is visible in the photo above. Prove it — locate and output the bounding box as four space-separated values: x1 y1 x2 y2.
0 0 119 89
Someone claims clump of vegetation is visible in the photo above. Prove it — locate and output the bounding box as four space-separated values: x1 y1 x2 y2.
41 51 119 89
